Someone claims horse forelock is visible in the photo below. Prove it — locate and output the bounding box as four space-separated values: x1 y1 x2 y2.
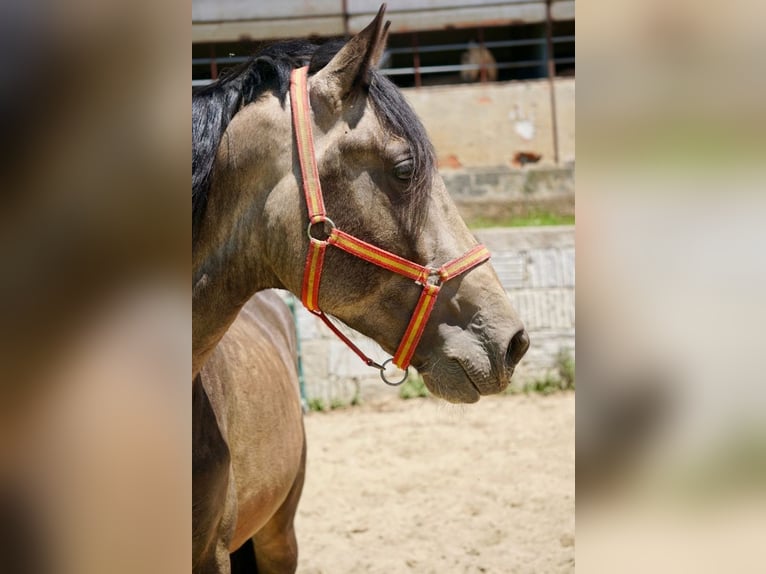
191 40 435 242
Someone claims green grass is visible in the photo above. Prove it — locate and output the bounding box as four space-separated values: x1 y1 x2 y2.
468 212 574 229
307 398 326 412
506 348 575 395
399 372 430 399
308 397 358 411
555 348 575 389
522 372 568 395
330 398 346 410
310 349 575 407
308 379 362 412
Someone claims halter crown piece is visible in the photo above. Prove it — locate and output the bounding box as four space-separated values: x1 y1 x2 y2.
289 66 490 385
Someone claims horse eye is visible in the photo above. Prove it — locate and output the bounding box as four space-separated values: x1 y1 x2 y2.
393 159 414 181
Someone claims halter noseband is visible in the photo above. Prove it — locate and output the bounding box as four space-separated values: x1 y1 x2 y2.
289 66 490 385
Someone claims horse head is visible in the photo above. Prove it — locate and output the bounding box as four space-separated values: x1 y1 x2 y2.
192 6 528 402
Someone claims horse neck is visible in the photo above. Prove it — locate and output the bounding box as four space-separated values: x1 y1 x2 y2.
191 175 281 379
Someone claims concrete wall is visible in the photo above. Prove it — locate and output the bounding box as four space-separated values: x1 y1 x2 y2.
401 79 576 225
442 165 575 224
478 226 575 385
401 78 575 169
289 225 574 405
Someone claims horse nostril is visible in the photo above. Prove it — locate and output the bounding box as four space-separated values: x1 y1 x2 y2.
506 329 530 367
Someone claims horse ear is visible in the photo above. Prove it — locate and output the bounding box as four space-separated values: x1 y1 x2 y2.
312 4 390 107
368 19 391 73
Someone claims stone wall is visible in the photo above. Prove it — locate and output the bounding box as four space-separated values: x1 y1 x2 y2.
478 226 575 385
442 165 575 224
287 225 574 405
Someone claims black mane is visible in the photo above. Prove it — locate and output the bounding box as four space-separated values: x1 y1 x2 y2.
192 39 435 241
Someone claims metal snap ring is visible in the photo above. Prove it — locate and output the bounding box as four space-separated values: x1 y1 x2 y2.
426 269 443 286
415 267 442 287
306 217 336 243
379 358 409 386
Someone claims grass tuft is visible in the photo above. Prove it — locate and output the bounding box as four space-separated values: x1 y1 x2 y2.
467 212 574 229
399 372 430 399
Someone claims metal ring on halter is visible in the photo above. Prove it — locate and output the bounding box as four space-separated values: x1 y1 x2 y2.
426 269 443 286
415 267 441 287
306 217 336 243
378 358 409 386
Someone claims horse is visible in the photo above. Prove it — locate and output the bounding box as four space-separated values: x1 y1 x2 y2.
193 291 304 574
192 5 529 573
460 42 498 83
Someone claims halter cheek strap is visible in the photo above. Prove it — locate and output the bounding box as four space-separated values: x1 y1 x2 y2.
290 66 490 384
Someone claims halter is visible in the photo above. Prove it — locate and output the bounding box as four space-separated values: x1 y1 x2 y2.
289 66 490 385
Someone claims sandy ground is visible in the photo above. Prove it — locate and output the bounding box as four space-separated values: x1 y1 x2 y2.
295 393 575 573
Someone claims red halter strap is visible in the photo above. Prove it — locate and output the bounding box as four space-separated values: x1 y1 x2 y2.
289 66 490 383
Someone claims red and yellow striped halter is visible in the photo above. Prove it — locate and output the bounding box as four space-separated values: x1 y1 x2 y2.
290 66 490 385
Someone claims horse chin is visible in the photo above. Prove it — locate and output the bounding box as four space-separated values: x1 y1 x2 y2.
420 360 482 404
419 348 511 404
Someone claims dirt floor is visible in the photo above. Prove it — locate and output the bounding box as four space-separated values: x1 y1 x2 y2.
295 392 575 573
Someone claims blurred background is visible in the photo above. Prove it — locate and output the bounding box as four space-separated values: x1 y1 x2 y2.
576 0 766 572
0 1 189 572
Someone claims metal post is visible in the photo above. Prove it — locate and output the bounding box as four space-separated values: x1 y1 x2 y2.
286 294 309 412
209 43 218 80
341 0 350 36
545 0 560 164
412 33 422 88
478 27 487 83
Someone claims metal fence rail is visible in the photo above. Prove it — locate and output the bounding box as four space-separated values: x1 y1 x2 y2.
192 34 574 87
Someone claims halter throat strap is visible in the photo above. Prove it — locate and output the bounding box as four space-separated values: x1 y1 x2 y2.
289 66 490 381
